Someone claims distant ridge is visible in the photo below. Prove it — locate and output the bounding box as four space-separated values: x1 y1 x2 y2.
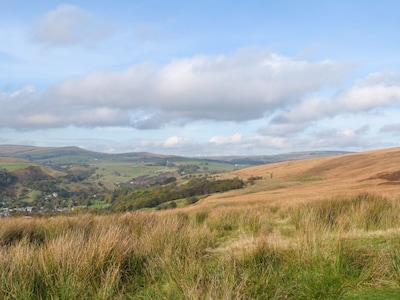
0 144 352 166
0 145 176 165
0 145 92 156
205 150 351 165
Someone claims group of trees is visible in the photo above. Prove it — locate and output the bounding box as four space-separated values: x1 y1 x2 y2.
0 169 17 200
110 176 244 211
0 169 17 189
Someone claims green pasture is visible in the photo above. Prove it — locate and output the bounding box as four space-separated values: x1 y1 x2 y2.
92 162 174 183
88 199 110 209
91 160 242 184
0 161 36 171
174 159 247 172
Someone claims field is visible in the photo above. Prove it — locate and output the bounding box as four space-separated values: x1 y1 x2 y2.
0 158 37 171
1 147 400 298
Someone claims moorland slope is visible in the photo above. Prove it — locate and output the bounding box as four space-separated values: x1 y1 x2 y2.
201 147 400 208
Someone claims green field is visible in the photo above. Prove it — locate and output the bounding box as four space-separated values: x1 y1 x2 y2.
0 161 36 171
91 160 245 186
93 162 164 182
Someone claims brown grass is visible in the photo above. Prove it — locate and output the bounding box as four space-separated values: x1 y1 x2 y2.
198 147 400 208
0 157 31 163
2 192 400 298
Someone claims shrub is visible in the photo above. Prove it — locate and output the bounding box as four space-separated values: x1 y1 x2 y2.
186 196 199 205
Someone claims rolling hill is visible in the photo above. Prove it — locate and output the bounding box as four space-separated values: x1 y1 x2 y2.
0 144 349 166
0 145 175 165
200 147 400 208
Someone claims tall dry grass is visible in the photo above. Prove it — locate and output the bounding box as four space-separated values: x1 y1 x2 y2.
1 193 400 299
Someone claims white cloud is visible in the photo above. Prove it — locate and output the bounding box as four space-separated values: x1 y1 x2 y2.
249 136 290 150
209 133 242 145
163 136 195 148
308 126 375 149
274 70 400 124
0 86 130 129
33 4 113 45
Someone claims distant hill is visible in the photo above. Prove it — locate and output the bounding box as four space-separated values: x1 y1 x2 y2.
206 151 350 165
0 145 176 165
0 144 350 166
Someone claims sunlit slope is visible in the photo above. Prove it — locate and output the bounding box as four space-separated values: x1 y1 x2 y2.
201 147 400 207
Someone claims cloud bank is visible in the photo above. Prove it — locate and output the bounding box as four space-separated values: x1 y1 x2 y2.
0 49 355 130
273 71 400 124
2 48 399 137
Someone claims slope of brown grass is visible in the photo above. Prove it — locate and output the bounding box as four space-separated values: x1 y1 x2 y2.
198 147 400 208
0 157 31 163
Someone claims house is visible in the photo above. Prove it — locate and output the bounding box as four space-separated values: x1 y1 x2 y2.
25 207 35 213
0 208 10 218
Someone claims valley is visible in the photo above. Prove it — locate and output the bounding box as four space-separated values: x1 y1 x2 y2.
0 145 345 215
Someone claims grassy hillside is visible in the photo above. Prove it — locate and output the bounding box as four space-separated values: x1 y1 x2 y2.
2 193 400 299
202 147 400 208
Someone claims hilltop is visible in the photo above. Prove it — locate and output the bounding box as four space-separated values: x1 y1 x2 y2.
0 145 174 165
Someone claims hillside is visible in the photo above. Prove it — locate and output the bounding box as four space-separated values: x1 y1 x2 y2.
0 145 175 165
201 147 400 208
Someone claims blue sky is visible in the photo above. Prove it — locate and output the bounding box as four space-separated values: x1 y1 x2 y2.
1 0 399 156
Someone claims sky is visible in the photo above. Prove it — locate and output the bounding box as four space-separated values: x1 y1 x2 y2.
1 0 400 156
